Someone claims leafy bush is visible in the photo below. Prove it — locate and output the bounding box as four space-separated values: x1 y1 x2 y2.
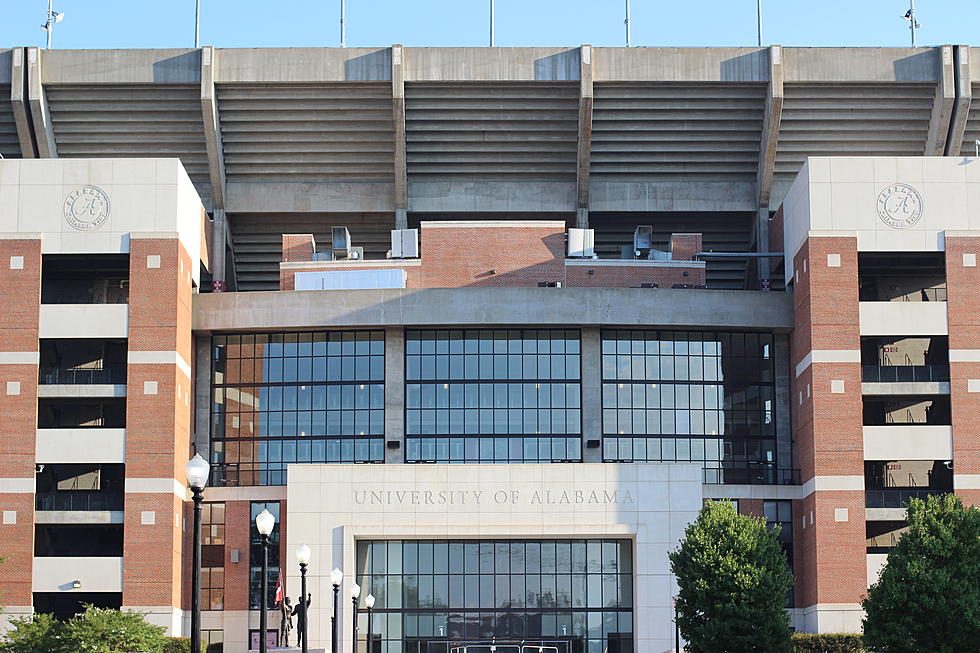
0 606 168 653
669 500 794 653
792 633 864 652
862 494 980 653
0 612 64 653
162 637 205 653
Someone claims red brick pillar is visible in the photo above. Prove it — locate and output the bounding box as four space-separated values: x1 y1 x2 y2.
790 236 867 633
945 236 980 506
123 237 195 633
0 237 42 626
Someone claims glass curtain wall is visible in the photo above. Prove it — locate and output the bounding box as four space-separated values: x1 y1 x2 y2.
210 331 384 486
600 330 778 483
355 539 633 653
405 329 582 463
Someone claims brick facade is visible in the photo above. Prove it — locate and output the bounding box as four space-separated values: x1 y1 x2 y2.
279 222 705 290
790 237 866 614
0 238 42 608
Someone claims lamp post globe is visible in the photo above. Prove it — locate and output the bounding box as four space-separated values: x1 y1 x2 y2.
255 509 276 653
296 544 311 653
365 594 375 653
185 454 210 653
350 583 361 653
330 568 343 653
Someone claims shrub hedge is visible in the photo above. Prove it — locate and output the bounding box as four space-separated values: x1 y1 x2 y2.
792 633 864 652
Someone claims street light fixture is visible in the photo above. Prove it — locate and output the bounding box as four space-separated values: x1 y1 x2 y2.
185 454 210 653
296 544 312 653
255 509 276 653
350 582 361 653
365 594 376 653
40 0 65 50
330 567 343 653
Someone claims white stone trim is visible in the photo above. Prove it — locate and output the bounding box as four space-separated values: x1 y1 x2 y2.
6 381 21 395
420 220 566 229
564 259 705 269
826 253 841 267
963 253 977 267
795 350 861 377
969 380 980 393
950 349 980 362
130 232 180 240
125 478 187 499
128 350 192 379
802 475 864 498
2 511 16 524
0 233 42 240
0 352 39 365
867 507 907 521
281 259 422 270
954 474 980 490
807 230 859 239
0 478 35 493
9 256 24 270
702 484 802 500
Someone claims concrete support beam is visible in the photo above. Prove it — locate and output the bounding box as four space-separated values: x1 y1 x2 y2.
580 327 602 463
925 45 956 156
384 327 405 464
757 46 783 210
10 48 35 158
756 207 770 284
946 45 972 156
211 209 227 291
392 45 408 230
575 45 594 230
26 48 56 158
200 46 226 210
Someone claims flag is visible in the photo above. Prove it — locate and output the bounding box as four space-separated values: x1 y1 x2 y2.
274 570 283 606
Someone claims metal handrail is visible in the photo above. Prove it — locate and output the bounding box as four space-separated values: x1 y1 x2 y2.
865 488 943 509
39 367 126 385
861 365 949 383
702 464 799 486
35 491 124 511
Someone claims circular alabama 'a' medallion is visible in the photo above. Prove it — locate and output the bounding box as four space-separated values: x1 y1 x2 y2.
876 183 923 229
63 186 110 231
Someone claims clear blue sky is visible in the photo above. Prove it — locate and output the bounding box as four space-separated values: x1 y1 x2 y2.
2 1 980 50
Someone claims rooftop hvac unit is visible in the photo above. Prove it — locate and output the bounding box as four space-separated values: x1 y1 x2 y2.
567 228 595 258
332 226 351 259
648 249 671 261
633 225 653 251
390 229 419 258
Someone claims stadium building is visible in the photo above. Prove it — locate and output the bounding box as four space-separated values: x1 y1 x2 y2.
1 44 979 652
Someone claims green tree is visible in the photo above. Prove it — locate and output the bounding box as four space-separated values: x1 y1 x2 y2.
0 612 65 653
61 606 168 653
669 500 793 653
862 494 980 653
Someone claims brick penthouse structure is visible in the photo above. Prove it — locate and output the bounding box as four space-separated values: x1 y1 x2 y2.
1 44 979 653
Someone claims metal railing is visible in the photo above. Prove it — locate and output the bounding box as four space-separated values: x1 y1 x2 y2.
39 367 126 385
35 491 124 511
865 488 945 509
859 286 947 302
861 365 949 383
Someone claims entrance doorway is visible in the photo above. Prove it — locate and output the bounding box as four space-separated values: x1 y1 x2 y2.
447 641 570 653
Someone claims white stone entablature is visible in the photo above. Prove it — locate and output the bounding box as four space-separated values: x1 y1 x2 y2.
781 156 980 283
286 462 702 653
0 158 206 284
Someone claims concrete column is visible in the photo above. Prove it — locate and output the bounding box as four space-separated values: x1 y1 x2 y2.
211 209 226 291
10 48 35 158
26 47 57 158
757 45 783 211
384 327 405 464
392 45 408 227
580 327 602 463
200 46 227 212
194 335 211 459
757 207 771 284
575 45 594 229
924 45 955 157
945 45 972 156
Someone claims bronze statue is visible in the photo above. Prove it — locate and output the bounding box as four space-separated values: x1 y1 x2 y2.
292 593 312 649
279 596 293 647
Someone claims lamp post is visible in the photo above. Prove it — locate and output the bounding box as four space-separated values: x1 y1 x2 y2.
365 594 375 653
350 583 361 653
185 454 210 653
296 544 311 653
255 509 276 653
330 568 343 653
